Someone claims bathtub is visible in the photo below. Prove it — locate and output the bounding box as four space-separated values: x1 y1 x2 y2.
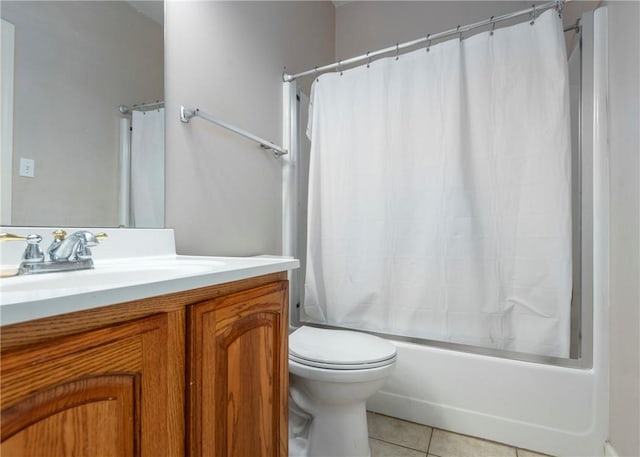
367 330 608 456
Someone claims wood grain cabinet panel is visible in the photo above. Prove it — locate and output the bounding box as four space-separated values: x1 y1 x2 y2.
188 281 289 457
1 314 170 457
2 375 139 457
0 273 289 457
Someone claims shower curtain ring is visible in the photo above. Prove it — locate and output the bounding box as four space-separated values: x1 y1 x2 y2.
314 66 319 82
457 25 462 41
490 16 496 36
426 34 431 52
530 4 536 25
338 61 343 76
366 52 371 68
395 43 399 61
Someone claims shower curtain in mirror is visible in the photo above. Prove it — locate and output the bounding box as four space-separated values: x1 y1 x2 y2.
304 10 572 358
131 108 165 228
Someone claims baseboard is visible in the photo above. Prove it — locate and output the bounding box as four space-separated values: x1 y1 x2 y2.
604 441 619 457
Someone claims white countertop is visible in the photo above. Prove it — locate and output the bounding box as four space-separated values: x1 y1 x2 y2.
0 228 299 326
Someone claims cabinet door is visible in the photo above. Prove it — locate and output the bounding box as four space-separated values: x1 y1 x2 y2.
188 281 288 457
1 313 172 457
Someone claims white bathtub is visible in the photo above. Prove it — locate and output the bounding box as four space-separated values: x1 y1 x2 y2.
368 330 608 456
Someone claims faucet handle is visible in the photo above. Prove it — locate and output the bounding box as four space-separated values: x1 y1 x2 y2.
52 229 67 241
75 232 107 260
22 234 45 264
1 233 44 264
0 232 28 242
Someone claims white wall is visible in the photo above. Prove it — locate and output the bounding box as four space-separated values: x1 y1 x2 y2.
165 1 334 256
604 2 640 456
1 1 163 227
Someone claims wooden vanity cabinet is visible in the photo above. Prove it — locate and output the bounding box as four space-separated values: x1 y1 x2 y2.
0 272 289 457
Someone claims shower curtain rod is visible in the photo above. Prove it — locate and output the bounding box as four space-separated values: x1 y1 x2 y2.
118 100 164 114
283 0 572 82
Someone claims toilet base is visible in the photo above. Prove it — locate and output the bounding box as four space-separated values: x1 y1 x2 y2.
289 372 388 457
290 400 371 457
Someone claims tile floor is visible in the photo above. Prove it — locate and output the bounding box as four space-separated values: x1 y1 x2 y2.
367 412 552 457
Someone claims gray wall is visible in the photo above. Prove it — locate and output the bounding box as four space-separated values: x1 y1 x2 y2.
605 2 640 456
1 1 163 227
334 1 595 61
165 1 334 256
336 1 526 59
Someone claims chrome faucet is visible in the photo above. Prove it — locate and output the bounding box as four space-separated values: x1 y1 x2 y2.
49 230 100 262
0 230 107 275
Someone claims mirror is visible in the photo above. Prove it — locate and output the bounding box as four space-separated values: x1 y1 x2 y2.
1 0 164 228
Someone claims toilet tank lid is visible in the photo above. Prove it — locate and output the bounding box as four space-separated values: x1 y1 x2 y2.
289 326 397 365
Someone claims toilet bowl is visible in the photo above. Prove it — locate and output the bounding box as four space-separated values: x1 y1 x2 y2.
288 326 397 457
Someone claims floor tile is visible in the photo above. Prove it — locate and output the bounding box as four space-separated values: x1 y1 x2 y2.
370 438 427 457
428 429 517 457
367 412 432 452
517 449 551 457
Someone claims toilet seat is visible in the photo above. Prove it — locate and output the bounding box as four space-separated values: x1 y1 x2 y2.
289 353 395 370
289 326 397 370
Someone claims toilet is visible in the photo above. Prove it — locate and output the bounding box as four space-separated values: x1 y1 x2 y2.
288 326 397 457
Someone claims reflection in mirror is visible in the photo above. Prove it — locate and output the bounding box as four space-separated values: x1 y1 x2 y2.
0 1 164 228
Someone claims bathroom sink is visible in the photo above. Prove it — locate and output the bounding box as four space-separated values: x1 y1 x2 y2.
0 228 299 326
0 248 298 327
0 259 222 293
0 256 230 304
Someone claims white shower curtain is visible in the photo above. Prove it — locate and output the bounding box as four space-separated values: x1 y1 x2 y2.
304 10 572 358
131 108 165 228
